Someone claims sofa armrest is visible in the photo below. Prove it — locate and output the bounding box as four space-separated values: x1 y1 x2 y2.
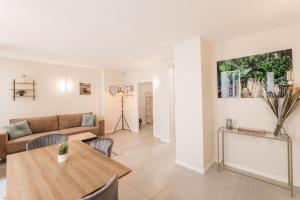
95 118 105 136
0 130 8 159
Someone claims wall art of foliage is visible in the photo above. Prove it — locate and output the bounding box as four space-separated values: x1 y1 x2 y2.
217 49 293 98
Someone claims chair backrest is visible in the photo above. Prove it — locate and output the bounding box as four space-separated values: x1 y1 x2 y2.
88 138 113 157
26 134 67 150
81 175 118 200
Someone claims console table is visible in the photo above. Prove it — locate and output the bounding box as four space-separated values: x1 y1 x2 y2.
217 127 293 197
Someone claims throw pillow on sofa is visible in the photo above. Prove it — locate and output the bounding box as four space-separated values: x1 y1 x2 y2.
4 120 32 139
81 114 96 127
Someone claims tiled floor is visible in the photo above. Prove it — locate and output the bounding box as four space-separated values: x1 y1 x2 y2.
0 125 299 200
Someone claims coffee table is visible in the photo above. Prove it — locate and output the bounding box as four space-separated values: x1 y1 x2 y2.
68 132 98 142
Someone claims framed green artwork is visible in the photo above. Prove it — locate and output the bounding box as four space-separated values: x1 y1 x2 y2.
217 49 293 98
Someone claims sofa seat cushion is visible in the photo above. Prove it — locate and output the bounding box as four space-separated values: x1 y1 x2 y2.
7 131 59 154
58 113 92 130
10 116 58 134
59 127 99 136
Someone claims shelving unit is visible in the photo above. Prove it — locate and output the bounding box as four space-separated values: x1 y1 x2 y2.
145 92 153 124
12 79 36 101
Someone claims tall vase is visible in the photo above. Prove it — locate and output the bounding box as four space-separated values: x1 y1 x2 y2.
274 120 283 136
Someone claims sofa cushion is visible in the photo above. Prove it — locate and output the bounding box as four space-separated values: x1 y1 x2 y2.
5 120 32 139
59 127 99 136
81 114 96 127
58 113 92 130
10 116 58 134
6 131 59 154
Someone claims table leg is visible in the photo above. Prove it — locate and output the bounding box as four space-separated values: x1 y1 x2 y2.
222 131 225 166
290 139 293 197
217 129 220 171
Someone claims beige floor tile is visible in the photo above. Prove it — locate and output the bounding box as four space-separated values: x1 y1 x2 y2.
119 179 150 200
123 163 182 198
151 170 209 200
233 176 291 200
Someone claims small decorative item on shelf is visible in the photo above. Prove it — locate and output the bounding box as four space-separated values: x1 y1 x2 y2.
58 142 69 163
264 85 300 136
16 90 26 96
226 119 233 130
237 127 266 135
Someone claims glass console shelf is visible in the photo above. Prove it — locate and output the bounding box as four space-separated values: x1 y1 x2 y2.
218 127 289 141
217 126 293 197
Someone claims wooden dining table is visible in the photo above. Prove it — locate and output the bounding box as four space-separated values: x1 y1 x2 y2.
7 140 131 200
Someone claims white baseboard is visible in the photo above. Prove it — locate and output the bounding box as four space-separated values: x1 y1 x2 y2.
204 160 215 173
176 160 204 174
225 161 287 183
160 138 169 143
220 161 300 187
160 138 176 143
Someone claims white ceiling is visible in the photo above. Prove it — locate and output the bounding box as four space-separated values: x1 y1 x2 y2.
1 0 300 70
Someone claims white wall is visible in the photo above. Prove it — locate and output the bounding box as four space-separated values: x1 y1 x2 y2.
124 65 175 142
212 24 300 186
201 40 215 170
102 69 124 133
0 57 101 128
168 66 176 141
174 37 206 173
138 82 152 125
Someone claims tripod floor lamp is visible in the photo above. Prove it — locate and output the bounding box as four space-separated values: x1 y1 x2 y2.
110 85 133 133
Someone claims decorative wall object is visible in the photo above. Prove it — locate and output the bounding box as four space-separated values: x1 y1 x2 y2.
12 75 36 101
217 49 293 98
79 83 91 95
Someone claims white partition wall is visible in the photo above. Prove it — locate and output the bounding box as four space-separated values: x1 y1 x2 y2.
174 37 205 173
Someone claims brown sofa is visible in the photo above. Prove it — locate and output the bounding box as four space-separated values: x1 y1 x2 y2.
0 113 105 159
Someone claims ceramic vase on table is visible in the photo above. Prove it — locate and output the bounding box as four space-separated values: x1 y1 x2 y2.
58 154 68 163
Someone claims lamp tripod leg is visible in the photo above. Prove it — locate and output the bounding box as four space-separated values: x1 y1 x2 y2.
113 115 122 133
123 116 131 133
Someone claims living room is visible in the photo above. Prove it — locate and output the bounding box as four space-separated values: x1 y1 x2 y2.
1 1 300 200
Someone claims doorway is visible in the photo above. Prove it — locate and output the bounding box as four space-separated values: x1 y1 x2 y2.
137 82 153 132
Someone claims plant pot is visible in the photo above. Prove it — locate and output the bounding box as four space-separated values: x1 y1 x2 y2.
16 90 26 96
58 154 68 163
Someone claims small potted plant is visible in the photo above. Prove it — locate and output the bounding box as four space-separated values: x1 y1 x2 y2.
58 142 69 163
16 90 26 96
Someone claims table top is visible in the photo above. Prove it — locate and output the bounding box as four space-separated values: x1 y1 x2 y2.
68 132 98 141
7 140 131 200
218 126 289 141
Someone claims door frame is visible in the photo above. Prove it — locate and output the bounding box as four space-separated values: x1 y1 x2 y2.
136 81 154 133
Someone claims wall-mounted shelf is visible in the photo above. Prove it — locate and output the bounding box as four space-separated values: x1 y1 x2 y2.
10 89 34 90
12 79 37 101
